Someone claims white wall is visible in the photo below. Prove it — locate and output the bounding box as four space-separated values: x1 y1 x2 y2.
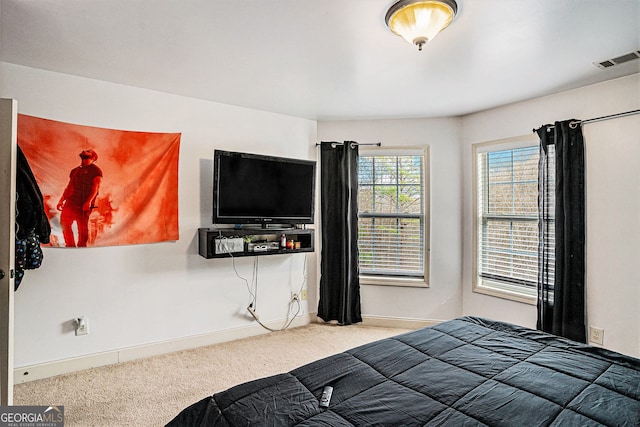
317 118 463 322
1 62 318 368
461 74 640 358
2 59 637 370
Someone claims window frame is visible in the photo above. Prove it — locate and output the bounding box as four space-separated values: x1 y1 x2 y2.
472 135 539 304
357 146 430 288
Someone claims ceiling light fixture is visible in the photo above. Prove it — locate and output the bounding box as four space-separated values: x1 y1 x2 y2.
385 0 458 51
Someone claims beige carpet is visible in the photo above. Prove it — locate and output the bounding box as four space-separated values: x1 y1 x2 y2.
14 323 413 426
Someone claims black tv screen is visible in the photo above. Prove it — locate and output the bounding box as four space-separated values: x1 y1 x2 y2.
213 150 316 226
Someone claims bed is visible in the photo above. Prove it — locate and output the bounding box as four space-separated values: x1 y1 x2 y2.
167 316 640 426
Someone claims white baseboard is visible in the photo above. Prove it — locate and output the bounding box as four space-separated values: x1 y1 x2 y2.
15 314 314 384
361 315 443 330
15 314 443 384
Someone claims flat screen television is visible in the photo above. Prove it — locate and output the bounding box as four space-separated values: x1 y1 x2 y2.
213 150 316 227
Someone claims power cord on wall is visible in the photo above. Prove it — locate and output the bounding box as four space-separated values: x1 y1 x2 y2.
218 230 307 332
247 254 307 332
246 254 307 332
225 240 307 332
218 229 258 304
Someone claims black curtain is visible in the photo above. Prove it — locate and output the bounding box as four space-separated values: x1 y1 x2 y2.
535 120 586 343
317 141 362 325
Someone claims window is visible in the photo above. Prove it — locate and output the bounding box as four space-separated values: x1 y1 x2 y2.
473 137 552 303
357 148 429 287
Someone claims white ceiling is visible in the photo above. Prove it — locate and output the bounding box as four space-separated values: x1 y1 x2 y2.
1 0 639 120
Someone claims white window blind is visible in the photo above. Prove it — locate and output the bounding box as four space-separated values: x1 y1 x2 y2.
477 146 547 291
358 154 424 278
540 144 556 290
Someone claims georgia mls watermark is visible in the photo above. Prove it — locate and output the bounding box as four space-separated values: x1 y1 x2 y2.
0 406 64 427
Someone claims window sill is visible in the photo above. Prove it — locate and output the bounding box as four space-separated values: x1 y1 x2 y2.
473 279 536 305
360 275 428 288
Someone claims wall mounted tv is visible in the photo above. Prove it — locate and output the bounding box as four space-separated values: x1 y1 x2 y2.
213 150 316 227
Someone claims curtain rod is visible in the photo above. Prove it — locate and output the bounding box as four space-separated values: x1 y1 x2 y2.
316 141 382 148
535 109 640 132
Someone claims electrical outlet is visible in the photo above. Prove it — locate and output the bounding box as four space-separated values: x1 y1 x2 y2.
291 292 299 302
75 316 89 336
589 326 604 345
301 290 308 300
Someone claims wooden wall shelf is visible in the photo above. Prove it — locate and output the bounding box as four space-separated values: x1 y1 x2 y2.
198 227 314 259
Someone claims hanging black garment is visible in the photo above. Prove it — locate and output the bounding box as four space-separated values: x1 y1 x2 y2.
317 142 362 325
15 145 51 290
535 120 586 343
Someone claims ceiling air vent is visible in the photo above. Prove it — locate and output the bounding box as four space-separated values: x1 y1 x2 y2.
593 51 640 69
